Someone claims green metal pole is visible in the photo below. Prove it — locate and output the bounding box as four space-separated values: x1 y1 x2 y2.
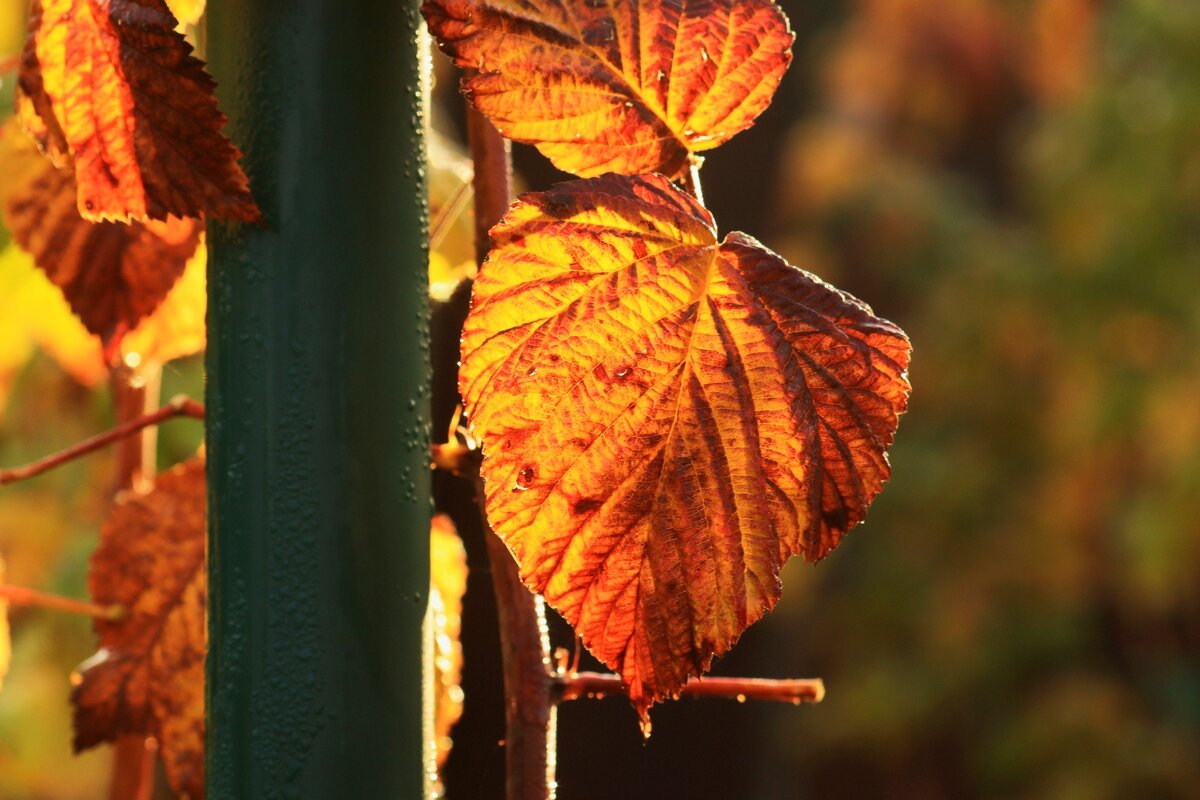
204 2 430 797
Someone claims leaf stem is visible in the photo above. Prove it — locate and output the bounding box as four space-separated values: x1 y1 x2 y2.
556 672 825 705
0 584 126 621
0 396 205 487
0 53 17 74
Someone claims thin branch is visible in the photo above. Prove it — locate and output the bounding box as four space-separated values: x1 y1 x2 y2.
0 396 205 487
557 672 825 705
0 53 18 75
0 584 125 621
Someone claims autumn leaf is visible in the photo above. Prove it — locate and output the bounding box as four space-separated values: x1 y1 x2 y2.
460 174 911 715
72 456 206 800
423 0 794 178
430 514 467 771
0 124 201 352
18 0 258 222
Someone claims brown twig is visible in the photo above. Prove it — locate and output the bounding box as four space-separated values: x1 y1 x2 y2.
0 584 125 620
0 396 204 487
0 53 18 75
557 672 825 705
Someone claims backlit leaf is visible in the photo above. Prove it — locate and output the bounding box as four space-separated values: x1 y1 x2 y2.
0 125 201 352
460 174 911 714
430 514 467 772
72 456 205 800
423 0 794 178
19 0 258 222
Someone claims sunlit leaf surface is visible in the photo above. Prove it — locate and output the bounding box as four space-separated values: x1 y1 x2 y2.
423 0 794 178
460 173 910 714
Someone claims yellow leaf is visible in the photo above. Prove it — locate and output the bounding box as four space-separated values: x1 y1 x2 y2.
165 0 205 27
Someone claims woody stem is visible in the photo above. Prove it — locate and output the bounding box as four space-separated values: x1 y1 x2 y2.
0 396 205 487
556 672 825 704
0 584 124 620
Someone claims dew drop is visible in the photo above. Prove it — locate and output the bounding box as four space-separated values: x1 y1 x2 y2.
527 367 538 377
736 693 747 704
615 366 630 379
514 465 536 491
700 47 710 63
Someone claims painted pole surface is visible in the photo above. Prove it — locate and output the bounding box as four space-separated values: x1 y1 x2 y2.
205 1 431 796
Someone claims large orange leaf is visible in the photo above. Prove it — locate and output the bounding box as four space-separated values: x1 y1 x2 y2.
18 0 258 222
460 174 911 715
1 125 200 352
423 0 794 178
72 456 205 800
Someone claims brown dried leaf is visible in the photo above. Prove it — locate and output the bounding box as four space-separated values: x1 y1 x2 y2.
460 174 911 716
0 124 200 351
72 456 206 800
19 0 258 221
423 0 794 178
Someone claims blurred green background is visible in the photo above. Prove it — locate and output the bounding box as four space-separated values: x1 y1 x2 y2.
3 0 1199 798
